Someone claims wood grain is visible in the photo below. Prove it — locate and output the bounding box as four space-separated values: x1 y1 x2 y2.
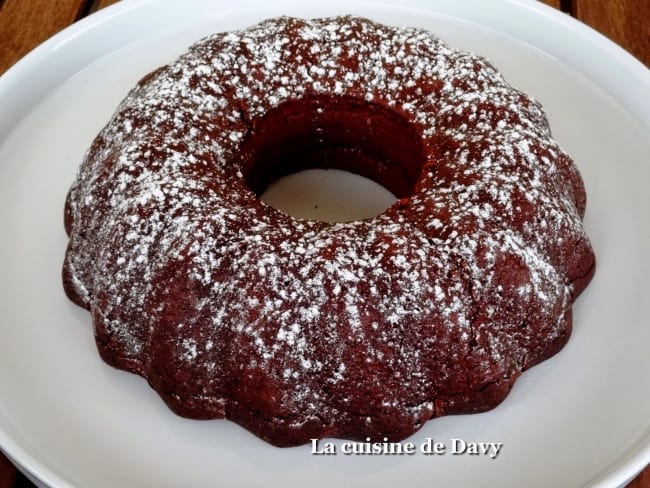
90 0 121 12
574 0 650 66
541 0 562 10
630 466 650 488
0 0 89 74
0 453 17 488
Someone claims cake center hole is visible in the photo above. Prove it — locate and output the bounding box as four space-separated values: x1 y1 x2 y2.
240 96 425 222
260 169 397 223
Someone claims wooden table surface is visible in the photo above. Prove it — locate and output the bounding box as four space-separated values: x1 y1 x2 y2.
0 0 648 486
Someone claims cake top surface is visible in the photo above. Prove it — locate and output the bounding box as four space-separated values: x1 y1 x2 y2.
66 16 588 424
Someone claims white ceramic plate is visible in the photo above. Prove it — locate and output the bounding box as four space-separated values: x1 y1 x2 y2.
1 1 649 487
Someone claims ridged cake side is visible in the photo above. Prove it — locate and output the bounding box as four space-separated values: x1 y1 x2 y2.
63 16 595 446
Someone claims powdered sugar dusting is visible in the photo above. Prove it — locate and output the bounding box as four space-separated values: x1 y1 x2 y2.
63 16 594 445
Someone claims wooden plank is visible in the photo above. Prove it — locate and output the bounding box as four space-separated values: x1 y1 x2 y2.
540 0 562 9
90 0 121 12
574 0 650 66
629 469 650 488
0 0 89 75
0 452 17 488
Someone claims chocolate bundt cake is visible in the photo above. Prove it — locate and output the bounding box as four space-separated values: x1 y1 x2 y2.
62 16 595 446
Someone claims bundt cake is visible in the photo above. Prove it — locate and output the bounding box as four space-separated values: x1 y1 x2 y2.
62 15 595 447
